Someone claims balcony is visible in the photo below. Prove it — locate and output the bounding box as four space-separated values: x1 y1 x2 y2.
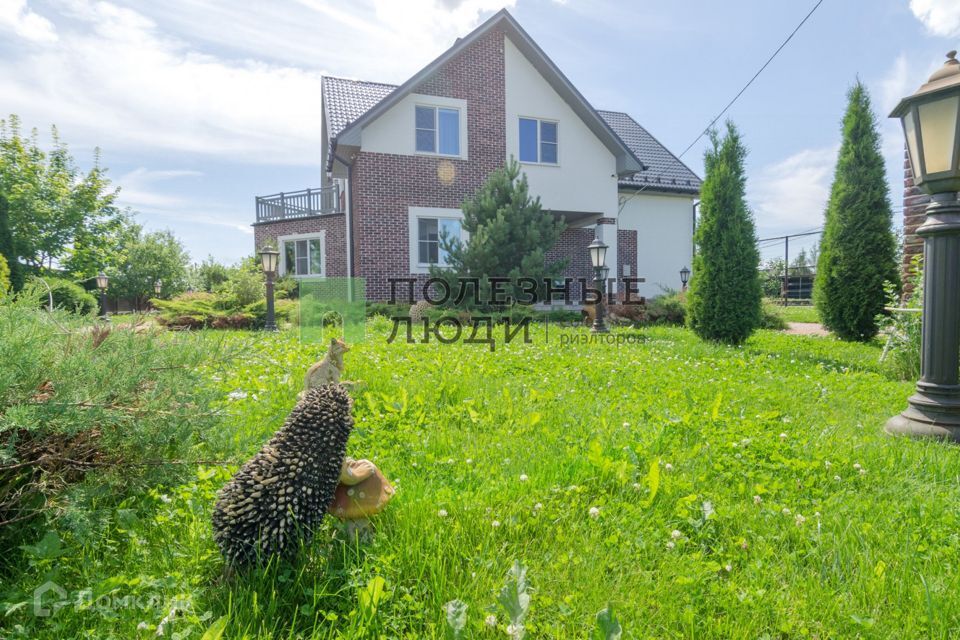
255 185 343 223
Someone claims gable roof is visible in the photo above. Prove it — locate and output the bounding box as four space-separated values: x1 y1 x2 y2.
598 110 702 195
323 76 398 140
330 8 644 177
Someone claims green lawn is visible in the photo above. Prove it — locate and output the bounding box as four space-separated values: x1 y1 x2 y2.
767 303 821 324
8 322 960 639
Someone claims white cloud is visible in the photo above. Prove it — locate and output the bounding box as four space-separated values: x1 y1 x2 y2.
1 0 513 165
0 0 57 42
749 146 837 238
910 0 960 38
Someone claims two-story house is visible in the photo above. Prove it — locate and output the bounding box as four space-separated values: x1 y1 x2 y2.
253 8 700 302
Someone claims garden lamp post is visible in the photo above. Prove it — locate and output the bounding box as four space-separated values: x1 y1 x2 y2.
680 266 691 292
95 272 109 320
154 279 162 296
588 237 609 333
886 50 960 441
259 245 280 332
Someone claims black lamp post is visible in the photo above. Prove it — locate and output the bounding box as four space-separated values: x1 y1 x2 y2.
95 272 109 320
680 266 691 292
259 245 280 332
588 237 609 333
886 51 960 441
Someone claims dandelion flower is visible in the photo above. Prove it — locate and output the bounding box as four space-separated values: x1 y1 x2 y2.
485 614 497 628
438 509 448 518
589 506 600 519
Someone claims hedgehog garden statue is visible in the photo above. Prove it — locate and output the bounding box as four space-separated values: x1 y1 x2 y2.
212 383 393 567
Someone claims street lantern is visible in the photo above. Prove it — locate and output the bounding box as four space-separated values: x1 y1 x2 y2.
96 272 109 320
680 266 691 291
886 51 960 441
587 236 609 333
154 279 163 296
259 245 280 332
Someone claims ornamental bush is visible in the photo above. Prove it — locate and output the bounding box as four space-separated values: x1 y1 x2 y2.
33 277 98 315
814 82 899 341
686 122 762 344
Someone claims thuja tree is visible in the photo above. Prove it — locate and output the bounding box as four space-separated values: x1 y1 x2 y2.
814 82 899 341
687 121 762 344
433 158 566 306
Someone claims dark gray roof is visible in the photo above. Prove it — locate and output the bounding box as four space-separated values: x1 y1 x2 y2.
322 76 397 138
598 110 702 195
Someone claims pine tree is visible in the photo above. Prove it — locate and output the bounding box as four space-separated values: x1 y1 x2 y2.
434 158 566 305
0 195 22 291
687 121 762 344
814 82 899 341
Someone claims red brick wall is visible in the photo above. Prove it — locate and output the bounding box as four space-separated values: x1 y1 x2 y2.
902 148 928 294
545 227 594 301
253 214 347 277
351 27 507 301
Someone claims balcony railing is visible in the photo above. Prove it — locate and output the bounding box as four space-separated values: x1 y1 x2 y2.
255 185 342 223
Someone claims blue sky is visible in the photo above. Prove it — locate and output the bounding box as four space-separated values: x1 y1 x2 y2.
1 0 958 265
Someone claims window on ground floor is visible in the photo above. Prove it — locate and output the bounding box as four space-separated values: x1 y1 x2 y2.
280 234 325 277
417 217 462 266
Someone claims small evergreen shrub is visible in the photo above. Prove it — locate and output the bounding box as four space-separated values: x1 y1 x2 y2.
37 277 99 315
0 254 9 293
687 122 762 344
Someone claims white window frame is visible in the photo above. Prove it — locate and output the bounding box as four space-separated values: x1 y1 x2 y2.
414 103 463 158
278 232 326 278
518 116 559 166
407 207 467 274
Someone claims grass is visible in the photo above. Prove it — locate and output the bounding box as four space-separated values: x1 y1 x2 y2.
767 303 821 324
6 320 959 638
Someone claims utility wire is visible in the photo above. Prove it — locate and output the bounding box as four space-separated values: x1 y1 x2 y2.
618 0 827 214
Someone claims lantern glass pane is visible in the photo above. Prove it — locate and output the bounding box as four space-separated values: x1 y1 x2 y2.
918 95 959 174
904 110 921 178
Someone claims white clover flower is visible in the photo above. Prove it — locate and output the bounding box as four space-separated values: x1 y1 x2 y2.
814 511 821 518
664 463 674 472
834 475 842 481
227 390 248 401
795 514 806 526
137 621 149 631
623 421 630 427
491 519 501 528
437 509 448 518
824 460 832 469
740 540 749 550
534 502 543 511
724 564 733 572
506 623 523 638
589 506 600 519
853 462 862 471
859 468 867 476
753 495 762 505
782 507 791 516
632 482 643 491
485 614 497 627
519 474 528 482
779 432 788 440
671 529 683 540
734 453 742 460
666 540 676 550
465 458 473 465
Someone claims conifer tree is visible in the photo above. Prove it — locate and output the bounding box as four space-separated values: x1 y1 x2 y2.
687 121 762 344
814 82 899 341
0 195 22 291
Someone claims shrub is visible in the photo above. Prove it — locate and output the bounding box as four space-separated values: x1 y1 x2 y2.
760 303 788 330
814 82 899 341
154 291 296 329
32 277 99 315
215 267 265 308
646 292 686 325
879 255 922 380
0 253 9 293
687 122 762 344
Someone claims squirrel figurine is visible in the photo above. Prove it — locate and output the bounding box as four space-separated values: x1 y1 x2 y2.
304 337 350 389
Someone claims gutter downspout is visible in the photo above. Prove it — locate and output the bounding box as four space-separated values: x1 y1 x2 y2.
333 150 355 300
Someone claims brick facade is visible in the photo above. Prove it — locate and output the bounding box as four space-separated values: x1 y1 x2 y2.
617 229 638 300
902 149 928 294
351 26 507 301
253 214 348 277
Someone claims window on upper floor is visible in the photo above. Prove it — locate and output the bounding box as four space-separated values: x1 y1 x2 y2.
415 106 460 156
417 216 462 266
519 117 558 164
281 234 325 277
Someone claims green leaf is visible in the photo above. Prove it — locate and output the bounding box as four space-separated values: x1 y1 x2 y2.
200 616 229 640
443 599 468 640
359 576 387 616
594 604 623 640
497 560 530 626
643 459 661 507
20 530 62 560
